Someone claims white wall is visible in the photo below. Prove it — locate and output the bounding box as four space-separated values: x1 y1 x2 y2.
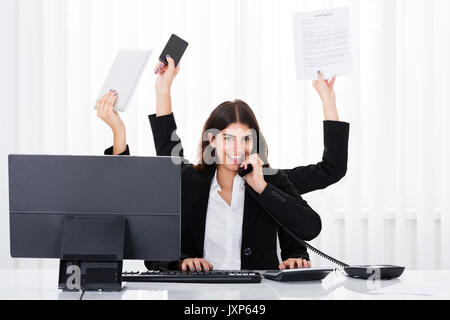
1 0 449 270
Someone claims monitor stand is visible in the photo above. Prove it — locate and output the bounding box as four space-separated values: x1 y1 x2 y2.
57 216 126 292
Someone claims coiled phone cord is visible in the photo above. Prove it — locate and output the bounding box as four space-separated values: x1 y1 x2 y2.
244 183 350 268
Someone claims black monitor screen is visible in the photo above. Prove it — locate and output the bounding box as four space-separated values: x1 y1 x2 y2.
8 154 181 261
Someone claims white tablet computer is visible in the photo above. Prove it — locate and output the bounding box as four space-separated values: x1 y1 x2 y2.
94 49 152 112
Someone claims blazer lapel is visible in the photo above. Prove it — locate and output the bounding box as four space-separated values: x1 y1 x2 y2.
242 173 276 237
242 186 260 237
188 166 216 255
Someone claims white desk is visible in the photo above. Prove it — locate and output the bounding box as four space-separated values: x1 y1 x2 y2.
1 269 450 300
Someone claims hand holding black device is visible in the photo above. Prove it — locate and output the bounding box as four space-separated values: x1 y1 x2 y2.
159 34 189 67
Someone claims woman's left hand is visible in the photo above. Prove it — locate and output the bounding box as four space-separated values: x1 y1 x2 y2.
240 154 267 194
279 258 312 270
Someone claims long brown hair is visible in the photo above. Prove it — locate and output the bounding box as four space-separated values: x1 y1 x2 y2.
194 99 270 172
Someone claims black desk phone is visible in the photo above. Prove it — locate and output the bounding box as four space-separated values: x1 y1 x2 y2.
238 162 405 281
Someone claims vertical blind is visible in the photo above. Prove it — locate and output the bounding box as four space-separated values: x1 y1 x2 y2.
0 0 449 270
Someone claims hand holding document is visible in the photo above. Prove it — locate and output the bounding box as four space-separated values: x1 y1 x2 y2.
293 7 352 80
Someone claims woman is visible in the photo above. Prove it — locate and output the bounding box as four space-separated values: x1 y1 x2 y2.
97 57 343 271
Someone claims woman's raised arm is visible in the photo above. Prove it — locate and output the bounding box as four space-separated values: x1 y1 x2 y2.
154 55 180 117
313 71 339 121
148 55 192 167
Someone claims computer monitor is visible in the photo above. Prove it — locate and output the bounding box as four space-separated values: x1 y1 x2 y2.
8 154 181 291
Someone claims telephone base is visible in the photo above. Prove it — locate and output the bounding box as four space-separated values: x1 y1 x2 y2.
344 265 405 280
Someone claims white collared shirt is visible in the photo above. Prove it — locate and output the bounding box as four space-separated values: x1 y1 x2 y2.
203 170 246 270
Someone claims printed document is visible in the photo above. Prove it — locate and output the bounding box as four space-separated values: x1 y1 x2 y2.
293 7 352 80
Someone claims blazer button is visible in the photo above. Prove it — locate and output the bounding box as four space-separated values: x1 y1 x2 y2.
244 248 252 256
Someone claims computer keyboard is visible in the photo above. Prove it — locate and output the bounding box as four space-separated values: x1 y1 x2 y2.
122 270 262 283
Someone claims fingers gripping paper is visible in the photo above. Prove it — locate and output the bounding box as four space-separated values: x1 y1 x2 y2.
293 7 353 80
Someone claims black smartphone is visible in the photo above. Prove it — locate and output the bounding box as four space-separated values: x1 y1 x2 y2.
238 142 260 177
238 164 253 178
159 34 189 67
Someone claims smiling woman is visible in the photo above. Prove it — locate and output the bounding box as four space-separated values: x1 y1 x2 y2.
194 99 268 173
99 56 323 271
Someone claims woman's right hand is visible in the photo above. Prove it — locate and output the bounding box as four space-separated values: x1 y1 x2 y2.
154 55 180 95
154 55 180 117
179 258 214 272
96 90 124 133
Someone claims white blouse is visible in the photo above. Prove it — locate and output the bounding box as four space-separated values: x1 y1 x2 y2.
203 170 246 270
